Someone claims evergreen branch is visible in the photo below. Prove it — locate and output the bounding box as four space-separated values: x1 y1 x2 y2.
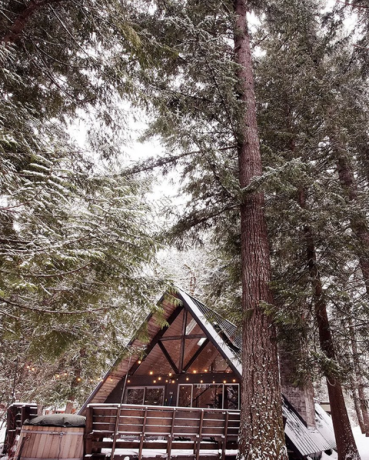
16 263 90 278
0 296 116 315
1 0 66 45
122 145 237 176
337 1 369 9
49 5 91 58
353 44 369 51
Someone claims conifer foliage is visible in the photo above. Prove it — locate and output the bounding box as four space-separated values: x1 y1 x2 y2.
0 1 161 412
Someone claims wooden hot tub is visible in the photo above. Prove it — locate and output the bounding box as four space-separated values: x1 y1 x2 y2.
14 415 84 460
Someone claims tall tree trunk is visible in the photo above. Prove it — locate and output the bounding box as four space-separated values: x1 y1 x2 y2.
348 316 369 436
336 155 369 293
298 189 360 460
335 153 369 436
234 1 287 458
351 382 365 434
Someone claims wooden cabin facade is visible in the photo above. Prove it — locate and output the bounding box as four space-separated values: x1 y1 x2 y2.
79 288 337 460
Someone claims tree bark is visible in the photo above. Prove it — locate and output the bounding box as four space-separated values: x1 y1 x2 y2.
335 153 369 436
348 316 369 435
336 155 369 294
351 383 365 434
298 188 360 460
234 1 287 458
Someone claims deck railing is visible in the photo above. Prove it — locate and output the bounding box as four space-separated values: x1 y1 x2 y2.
84 404 240 460
3 403 38 455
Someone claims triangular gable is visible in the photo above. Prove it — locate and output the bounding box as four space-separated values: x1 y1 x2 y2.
80 287 240 413
79 291 183 413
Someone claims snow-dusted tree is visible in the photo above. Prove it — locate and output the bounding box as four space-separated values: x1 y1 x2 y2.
128 1 288 457
129 0 369 458
0 1 164 412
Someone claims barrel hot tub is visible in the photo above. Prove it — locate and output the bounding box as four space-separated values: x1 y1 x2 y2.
14 414 85 460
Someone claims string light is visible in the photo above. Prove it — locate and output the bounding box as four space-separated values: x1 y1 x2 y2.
138 360 142 364
232 379 236 383
77 377 81 382
200 380 203 383
204 369 208 373
168 373 172 377
158 377 162 381
153 380 157 383
193 370 197 374
186 377 189 381
149 371 153 375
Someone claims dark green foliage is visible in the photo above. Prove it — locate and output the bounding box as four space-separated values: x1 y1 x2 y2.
0 0 165 412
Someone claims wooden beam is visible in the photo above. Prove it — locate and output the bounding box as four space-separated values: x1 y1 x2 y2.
179 309 188 373
160 334 206 341
130 306 184 375
183 338 209 372
158 341 179 374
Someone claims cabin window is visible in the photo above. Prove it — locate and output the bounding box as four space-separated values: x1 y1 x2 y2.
125 386 164 406
126 387 145 405
177 384 239 409
178 384 192 407
145 387 164 405
224 385 239 410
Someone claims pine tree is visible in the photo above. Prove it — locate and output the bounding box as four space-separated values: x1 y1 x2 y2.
0 0 164 411
128 1 288 456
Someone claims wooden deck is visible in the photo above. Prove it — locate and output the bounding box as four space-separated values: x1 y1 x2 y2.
84 404 240 460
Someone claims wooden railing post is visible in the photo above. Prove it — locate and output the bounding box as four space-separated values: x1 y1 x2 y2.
196 409 205 460
84 406 93 459
20 406 31 426
167 408 176 460
3 405 17 454
138 407 148 460
222 411 229 460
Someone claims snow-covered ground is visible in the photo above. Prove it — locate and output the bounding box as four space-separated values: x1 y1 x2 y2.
353 426 369 460
1 423 369 459
320 427 369 460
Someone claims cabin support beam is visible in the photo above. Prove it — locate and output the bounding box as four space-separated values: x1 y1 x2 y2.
158 341 179 374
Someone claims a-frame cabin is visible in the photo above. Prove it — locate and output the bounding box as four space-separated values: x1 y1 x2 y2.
81 288 336 460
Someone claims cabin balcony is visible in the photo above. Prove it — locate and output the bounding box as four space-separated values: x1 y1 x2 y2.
84 403 240 460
